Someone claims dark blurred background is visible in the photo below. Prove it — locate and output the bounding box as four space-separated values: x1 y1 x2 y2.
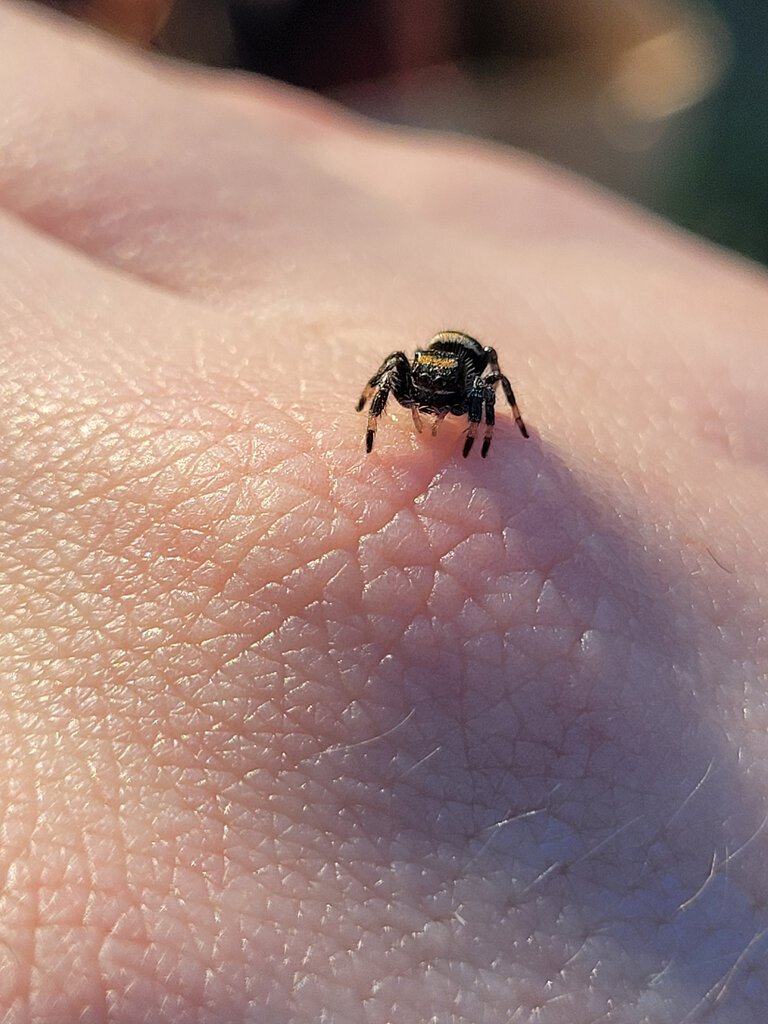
36 0 768 266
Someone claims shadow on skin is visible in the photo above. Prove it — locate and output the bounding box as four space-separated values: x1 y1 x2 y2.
0 5 765 1020
273 425 768 1021
2 323 764 1019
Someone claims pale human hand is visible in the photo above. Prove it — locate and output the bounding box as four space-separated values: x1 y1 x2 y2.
1 4 767 1022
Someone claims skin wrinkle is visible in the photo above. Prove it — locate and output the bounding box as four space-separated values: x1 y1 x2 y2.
0 6 766 1022
5 328 767 1021
6 14 768 495
3 0 765 475
0 48 411 301
311 464 753 1015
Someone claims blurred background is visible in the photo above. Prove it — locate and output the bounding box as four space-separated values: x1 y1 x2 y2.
33 1 768 266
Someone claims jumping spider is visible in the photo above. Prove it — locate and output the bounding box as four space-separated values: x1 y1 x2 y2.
356 331 529 458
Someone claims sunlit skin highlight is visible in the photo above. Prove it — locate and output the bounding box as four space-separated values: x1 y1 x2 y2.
0 4 767 1024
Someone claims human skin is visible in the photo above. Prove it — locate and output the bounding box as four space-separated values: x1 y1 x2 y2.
1 3 768 1022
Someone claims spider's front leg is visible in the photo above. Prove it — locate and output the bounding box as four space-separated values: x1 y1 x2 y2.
481 385 496 458
463 381 498 458
356 351 412 453
462 377 486 458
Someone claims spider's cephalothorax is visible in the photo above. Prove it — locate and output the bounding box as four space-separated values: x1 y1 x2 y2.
356 330 529 458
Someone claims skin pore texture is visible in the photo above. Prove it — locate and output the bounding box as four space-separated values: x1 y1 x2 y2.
1 3 768 1021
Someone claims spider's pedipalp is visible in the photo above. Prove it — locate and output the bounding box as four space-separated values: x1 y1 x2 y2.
431 410 448 436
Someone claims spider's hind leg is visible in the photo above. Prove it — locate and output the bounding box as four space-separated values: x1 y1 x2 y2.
498 374 529 439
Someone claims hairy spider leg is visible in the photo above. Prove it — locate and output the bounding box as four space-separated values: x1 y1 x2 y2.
356 351 412 453
356 352 407 411
462 373 487 458
481 385 496 458
496 374 529 438
484 347 529 439
355 383 375 413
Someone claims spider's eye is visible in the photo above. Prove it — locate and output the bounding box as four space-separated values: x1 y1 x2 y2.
414 353 459 384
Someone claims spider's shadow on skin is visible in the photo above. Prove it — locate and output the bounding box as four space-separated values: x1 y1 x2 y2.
316 437 767 1018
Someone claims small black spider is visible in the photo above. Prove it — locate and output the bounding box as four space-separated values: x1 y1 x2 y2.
356 330 529 458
